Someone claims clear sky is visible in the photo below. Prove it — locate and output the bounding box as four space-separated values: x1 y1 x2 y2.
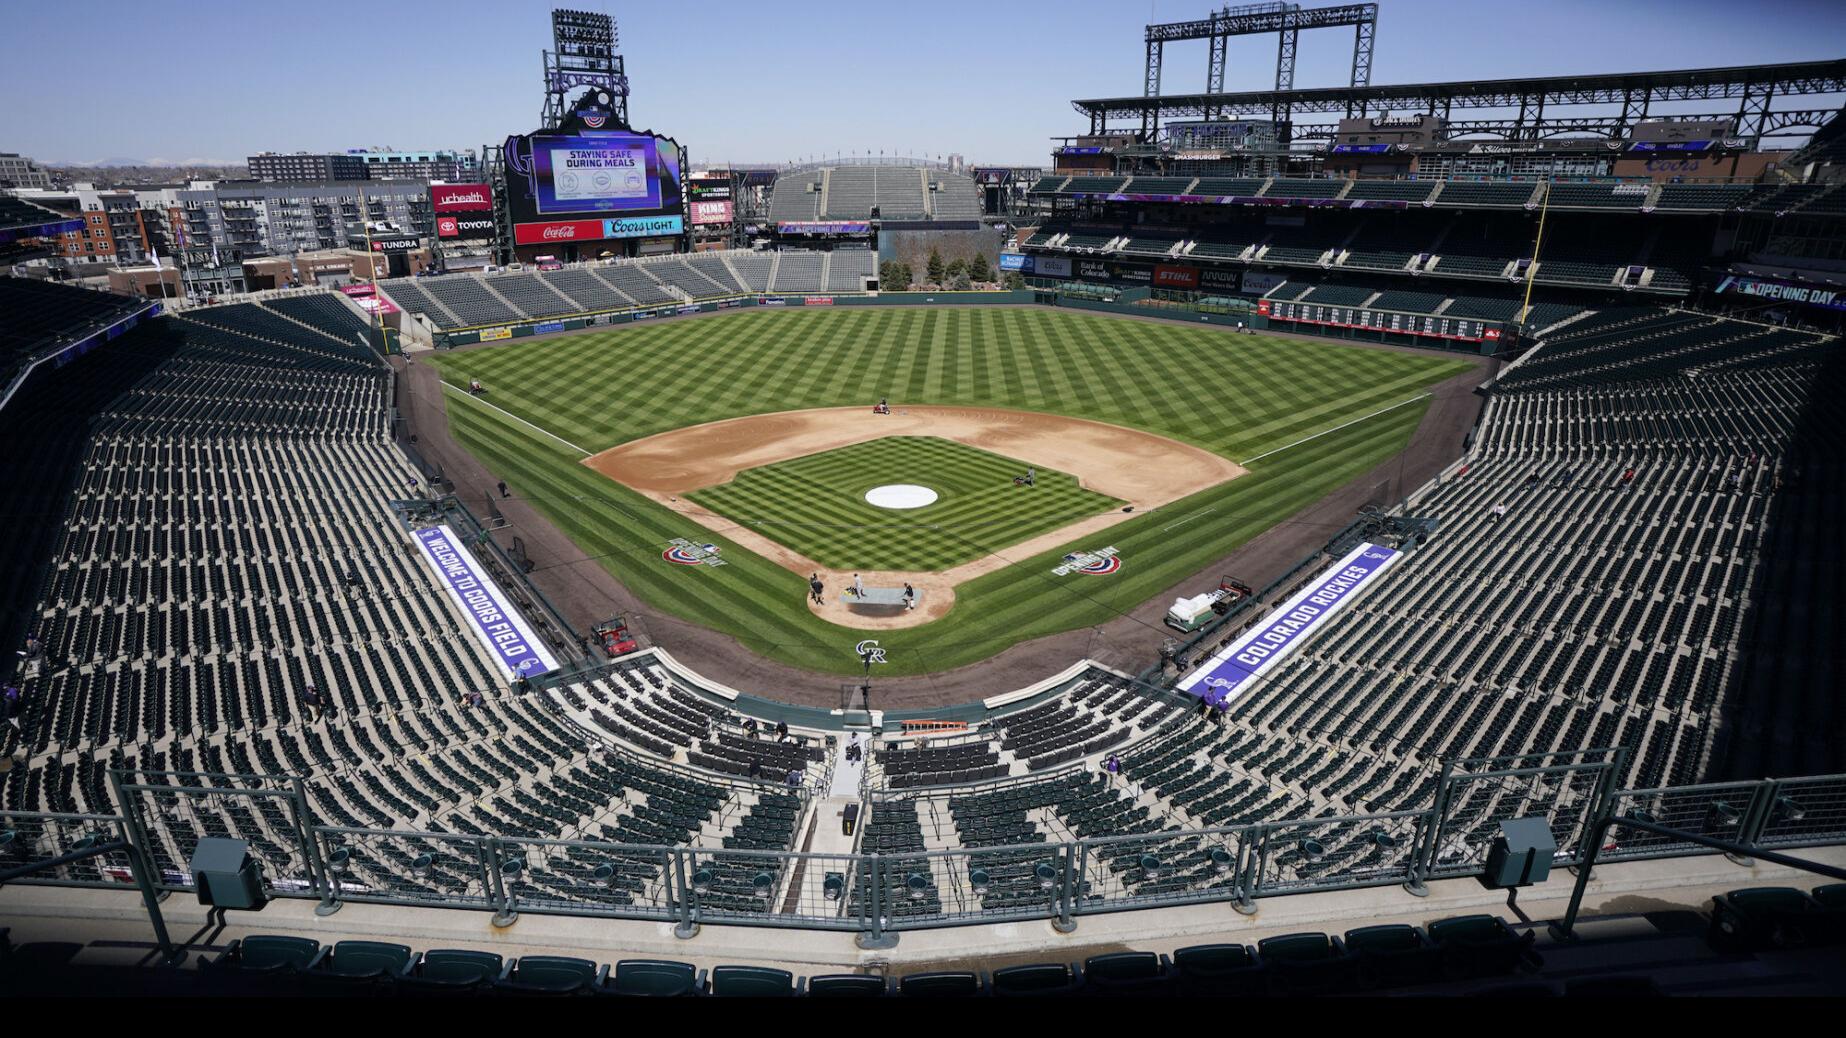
5 0 1842 167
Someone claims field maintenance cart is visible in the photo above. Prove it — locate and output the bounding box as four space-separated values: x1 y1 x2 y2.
1164 575 1255 633
594 616 640 658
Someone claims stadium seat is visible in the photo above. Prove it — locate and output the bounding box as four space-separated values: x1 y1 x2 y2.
1257 932 1354 995
708 964 799 996
1427 916 1537 979
1708 887 1827 951
594 958 704 996
806 973 890 997
990 962 1082 997
1080 951 1172 995
1172 943 1263 996
1342 924 1438 988
399 948 508 993
1563 975 1664 997
898 970 987 997
496 955 606 995
306 940 414 989
208 935 324 974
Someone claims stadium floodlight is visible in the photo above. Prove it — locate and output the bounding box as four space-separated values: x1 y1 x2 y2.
692 867 714 894
969 868 991 895
1210 847 1235 874
906 873 930 900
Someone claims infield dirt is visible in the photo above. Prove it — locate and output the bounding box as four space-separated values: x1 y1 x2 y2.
584 404 1247 629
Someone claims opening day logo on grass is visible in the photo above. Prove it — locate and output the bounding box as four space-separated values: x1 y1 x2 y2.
1054 546 1122 576
663 538 726 567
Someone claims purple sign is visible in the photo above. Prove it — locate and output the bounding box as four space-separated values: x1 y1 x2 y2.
1178 543 1401 709
411 524 560 680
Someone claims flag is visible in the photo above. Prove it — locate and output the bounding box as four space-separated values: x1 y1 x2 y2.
148 244 159 269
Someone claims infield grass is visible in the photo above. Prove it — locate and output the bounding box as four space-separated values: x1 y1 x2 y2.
430 307 1471 676
687 435 1123 571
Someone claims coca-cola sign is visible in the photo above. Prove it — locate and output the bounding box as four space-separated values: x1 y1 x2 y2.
430 184 494 213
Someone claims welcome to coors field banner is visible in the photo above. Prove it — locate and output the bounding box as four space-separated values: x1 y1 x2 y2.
410 524 560 680
1178 542 1402 709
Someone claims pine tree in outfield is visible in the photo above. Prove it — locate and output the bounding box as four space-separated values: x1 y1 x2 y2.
967 253 992 282
926 248 944 285
945 257 966 281
1003 272 1026 290
880 261 912 291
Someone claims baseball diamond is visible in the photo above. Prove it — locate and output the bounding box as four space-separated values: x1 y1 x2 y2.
687 436 1125 572
429 307 1468 674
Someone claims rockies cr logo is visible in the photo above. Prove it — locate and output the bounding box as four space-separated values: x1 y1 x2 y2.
854 640 888 664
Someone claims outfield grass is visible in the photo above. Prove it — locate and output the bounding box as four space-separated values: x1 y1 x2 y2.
431 307 1470 676
687 436 1122 571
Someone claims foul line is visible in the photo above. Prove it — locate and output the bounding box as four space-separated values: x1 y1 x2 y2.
443 381 592 457
1239 393 1430 466
1161 507 1215 533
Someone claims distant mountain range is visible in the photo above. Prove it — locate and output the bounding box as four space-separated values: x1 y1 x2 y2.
52 158 243 168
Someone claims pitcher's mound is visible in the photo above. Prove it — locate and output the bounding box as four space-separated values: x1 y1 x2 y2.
864 484 939 509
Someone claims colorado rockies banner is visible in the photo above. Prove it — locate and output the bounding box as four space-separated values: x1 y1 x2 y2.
410 524 560 680
1178 542 1401 709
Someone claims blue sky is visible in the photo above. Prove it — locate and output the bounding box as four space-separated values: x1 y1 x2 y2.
6 0 1842 167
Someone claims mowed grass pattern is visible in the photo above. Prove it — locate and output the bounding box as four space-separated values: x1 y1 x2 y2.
431 308 1470 675
688 436 1122 571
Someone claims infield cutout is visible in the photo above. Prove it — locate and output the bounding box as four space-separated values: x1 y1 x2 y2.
864 484 939 509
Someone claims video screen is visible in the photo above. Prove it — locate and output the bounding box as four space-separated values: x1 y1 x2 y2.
530 134 668 215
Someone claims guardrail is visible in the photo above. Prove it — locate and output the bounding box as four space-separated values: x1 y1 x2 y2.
6 763 1840 943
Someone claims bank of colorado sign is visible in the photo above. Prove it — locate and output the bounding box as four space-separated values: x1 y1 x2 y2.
513 214 685 245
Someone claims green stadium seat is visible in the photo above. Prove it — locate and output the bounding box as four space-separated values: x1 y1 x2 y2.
400 948 508 992
1427 915 1537 979
1342 924 1438 988
1258 932 1354 995
497 955 605 994
1709 887 1826 951
316 940 413 979
708 964 799 996
209 935 324 974
806 973 890 997
898 970 986 997
594 959 703 996
1172 943 1262 996
1081 951 1172 995
991 962 1081 997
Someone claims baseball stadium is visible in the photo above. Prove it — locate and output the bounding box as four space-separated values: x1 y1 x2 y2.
1 1 1845 1001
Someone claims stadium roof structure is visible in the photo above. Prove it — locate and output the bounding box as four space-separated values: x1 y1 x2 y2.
1072 58 1846 146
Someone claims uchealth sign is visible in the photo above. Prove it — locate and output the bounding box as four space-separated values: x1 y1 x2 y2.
513 214 685 245
1153 264 1199 289
1178 542 1402 709
430 183 494 213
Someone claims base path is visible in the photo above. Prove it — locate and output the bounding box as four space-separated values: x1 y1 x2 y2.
583 404 1247 629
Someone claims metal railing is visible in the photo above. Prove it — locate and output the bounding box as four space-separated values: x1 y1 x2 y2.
4 766 1842 941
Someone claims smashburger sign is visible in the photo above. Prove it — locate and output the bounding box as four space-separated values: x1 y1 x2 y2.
430 184 493 213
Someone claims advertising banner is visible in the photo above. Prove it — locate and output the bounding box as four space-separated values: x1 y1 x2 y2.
338 283 399 315
1152 264 1199 290
437 215 498 239
1200 268 1242 292
1714 274 1846 312
998 252 1031 272
1178 542 1401 708
513 215 684 245
1076 259 1108 280
410 524 560 680
1034 256 1072 277
430 183 494 213
1242 271 1289 296
479 326 512 341
777 221 871 234
369 236 420 252
803 296 835 306
690 200 735 225
534 321 566 334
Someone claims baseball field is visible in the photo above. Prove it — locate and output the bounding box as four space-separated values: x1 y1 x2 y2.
428 306 1472 676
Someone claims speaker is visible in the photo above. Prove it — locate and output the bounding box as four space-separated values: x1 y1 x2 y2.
189 837 268 910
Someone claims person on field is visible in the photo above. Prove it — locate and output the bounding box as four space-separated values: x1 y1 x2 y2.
809 573 825 605
903 583 916 611
852 573 865 598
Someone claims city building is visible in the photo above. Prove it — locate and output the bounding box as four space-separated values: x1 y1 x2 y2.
247 152 369 183
351 148 480 181
0 152 53 189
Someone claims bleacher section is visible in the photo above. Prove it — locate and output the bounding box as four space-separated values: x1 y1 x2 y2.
1436 181 1540 207
766 166 981 223
769 251 824 293
1344 180 1437 203
0 278 149 373
825 250 876 292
